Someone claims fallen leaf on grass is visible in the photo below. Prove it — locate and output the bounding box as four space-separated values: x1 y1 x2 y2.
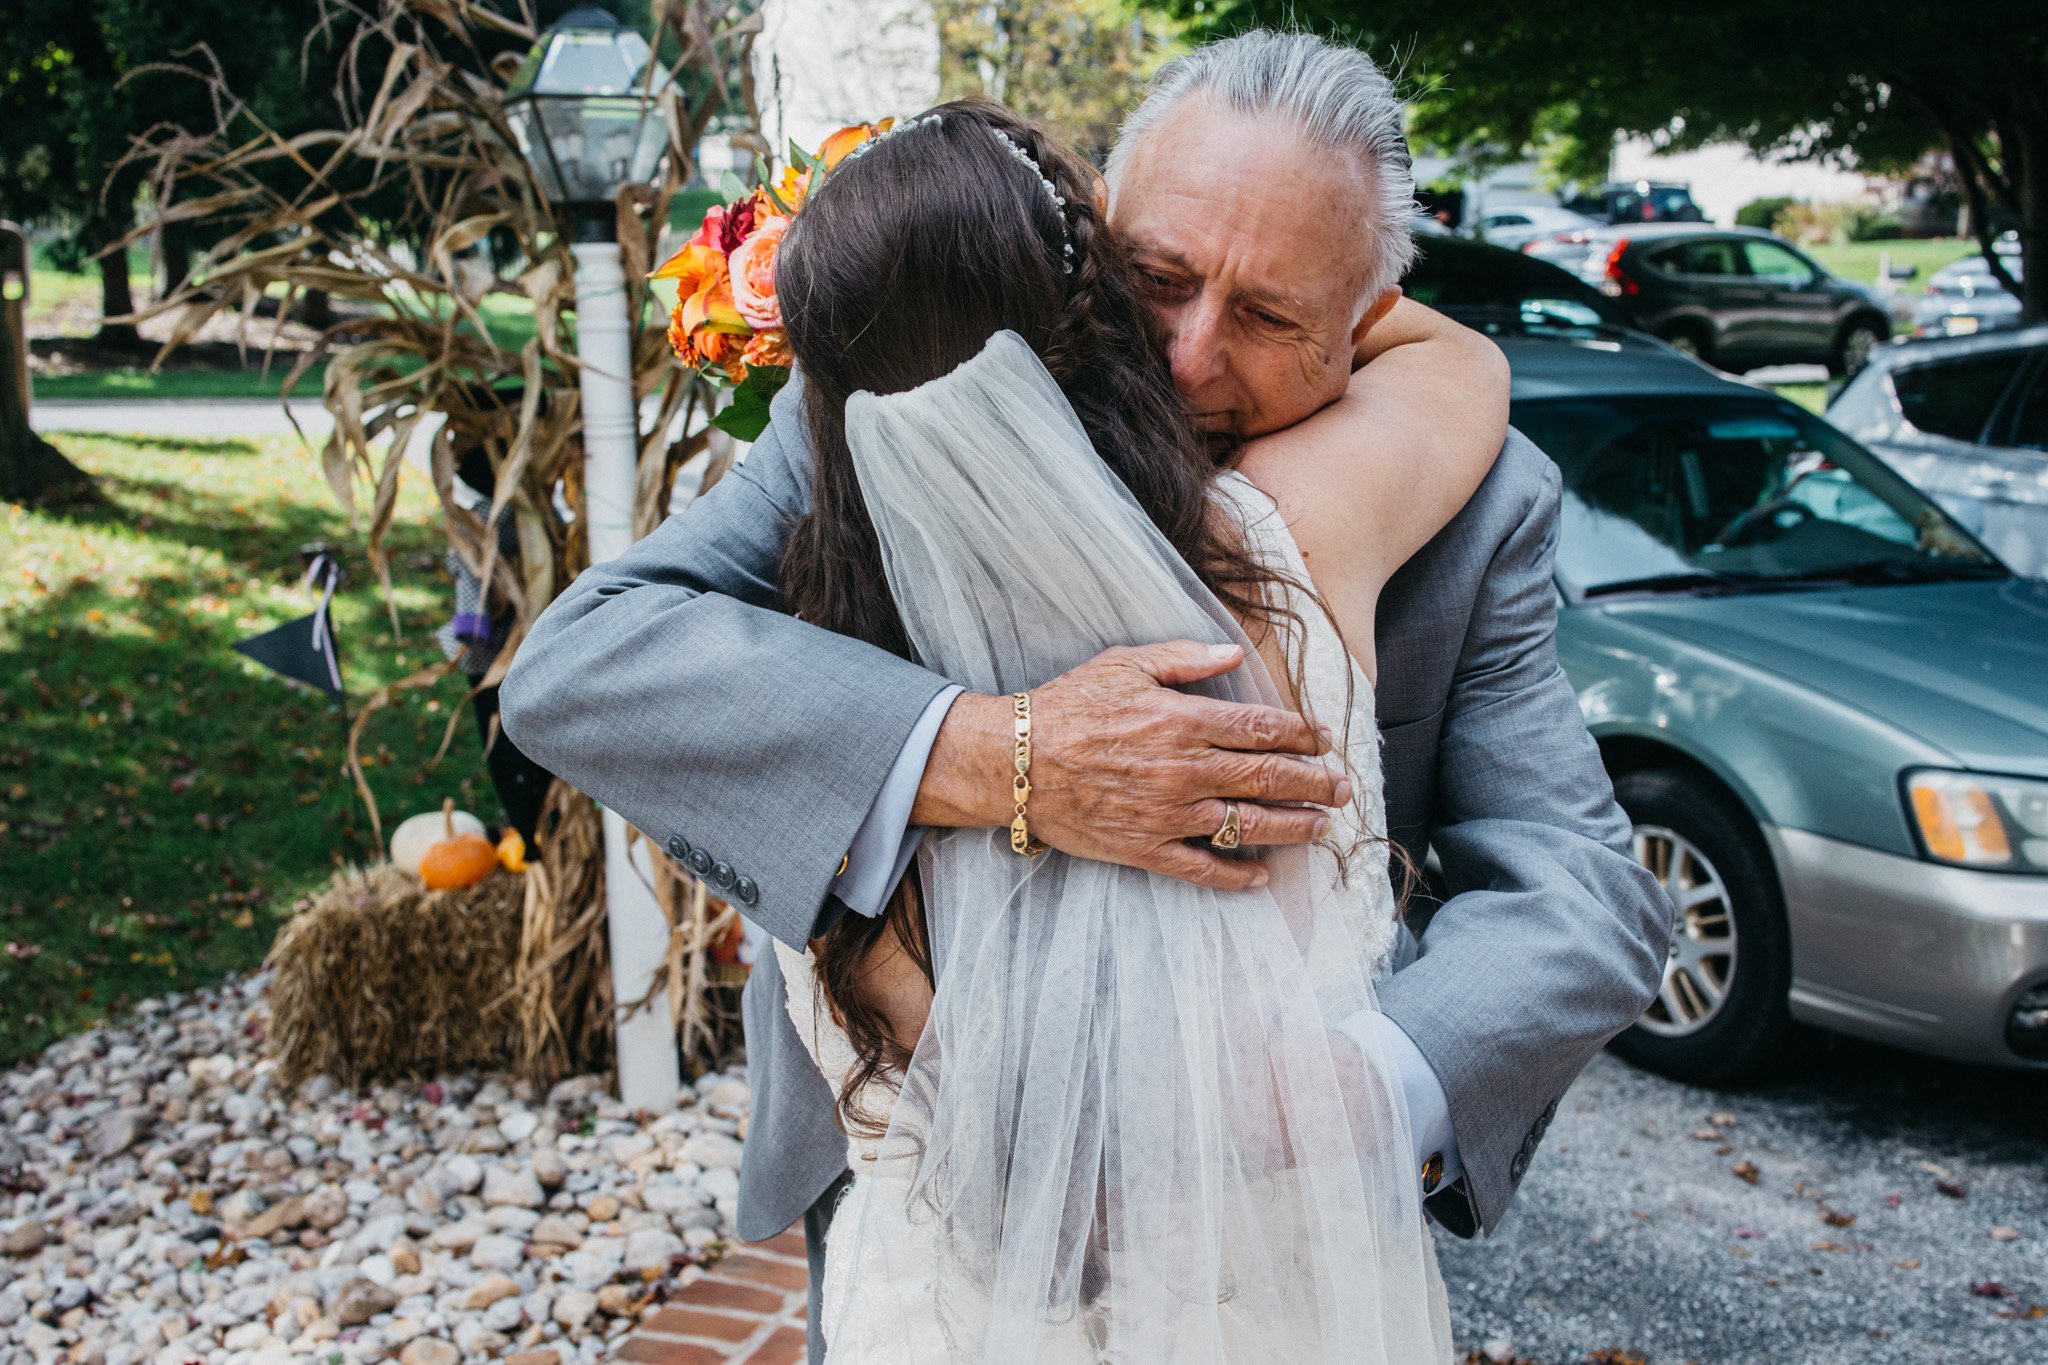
1971 1280 2010 1299
1999 1305 2048 1320
1820 1206 1857 1228
1897 1259 1922 1269
1990 1226 2020 1241
1733 1160 1761 1185
1885 1193 1902 1209
1936 1179 1968 1199
1811 1241 1850 1252
1732 1227 1763 1239
1689 1128 1722 1141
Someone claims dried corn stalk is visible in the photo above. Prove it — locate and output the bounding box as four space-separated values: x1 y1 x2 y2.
122 0 763 1083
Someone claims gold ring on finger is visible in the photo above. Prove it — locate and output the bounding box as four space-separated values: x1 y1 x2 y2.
1209 801 1243 850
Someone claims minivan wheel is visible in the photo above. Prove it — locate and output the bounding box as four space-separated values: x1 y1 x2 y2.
1834 320 1882 377
1606 767 1801 1086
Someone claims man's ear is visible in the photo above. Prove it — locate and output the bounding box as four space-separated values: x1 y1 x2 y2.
1092 170 1110 219
1351 287 1402 348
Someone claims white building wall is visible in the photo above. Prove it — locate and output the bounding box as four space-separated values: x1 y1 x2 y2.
753 0 942 160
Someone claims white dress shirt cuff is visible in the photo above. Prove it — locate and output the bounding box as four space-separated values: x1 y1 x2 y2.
828 684 964 920
1336 1009 1464 1196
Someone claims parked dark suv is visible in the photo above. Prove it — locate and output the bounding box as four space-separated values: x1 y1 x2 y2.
1562 180 1706 225
1579 225 1892 376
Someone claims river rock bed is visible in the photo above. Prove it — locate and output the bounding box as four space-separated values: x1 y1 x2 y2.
0 974 751 1365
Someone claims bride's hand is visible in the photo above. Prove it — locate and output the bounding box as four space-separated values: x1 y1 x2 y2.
910 640 1351 892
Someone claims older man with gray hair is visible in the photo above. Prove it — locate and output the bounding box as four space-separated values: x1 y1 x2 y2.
502 27 1667 1361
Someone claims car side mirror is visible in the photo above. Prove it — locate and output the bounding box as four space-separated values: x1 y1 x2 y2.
1886 264 1919 281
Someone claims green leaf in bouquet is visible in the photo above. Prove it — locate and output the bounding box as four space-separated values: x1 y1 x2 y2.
708 366 791 443
789 139 816 172
719 170 750 204
754 156 793 215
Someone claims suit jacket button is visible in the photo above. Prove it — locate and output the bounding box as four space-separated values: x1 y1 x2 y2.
687 849 713 876
735 876 758 906
667 835 690 861
711 861 735 890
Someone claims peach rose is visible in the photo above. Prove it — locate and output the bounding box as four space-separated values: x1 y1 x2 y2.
728 216 790 331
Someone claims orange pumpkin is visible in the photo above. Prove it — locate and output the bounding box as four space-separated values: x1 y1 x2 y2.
419 799 498 891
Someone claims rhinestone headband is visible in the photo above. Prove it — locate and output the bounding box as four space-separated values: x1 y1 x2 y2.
986 128 1074 274
830 113 1075 275
836 111 944 168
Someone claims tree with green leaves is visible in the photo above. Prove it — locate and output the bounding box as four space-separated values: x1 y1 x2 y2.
0 0 338 345
1165 0 2046 321
936 0 1185 160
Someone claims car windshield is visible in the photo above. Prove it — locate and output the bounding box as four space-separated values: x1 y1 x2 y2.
1647 188 1697 218
1515 395 2005 597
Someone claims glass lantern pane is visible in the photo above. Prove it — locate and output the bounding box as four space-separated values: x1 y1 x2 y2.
533 28 653 96
503 103 565 202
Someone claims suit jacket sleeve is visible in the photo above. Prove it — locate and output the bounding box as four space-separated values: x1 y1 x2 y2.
497 379 956 951
1377 446 1671 1238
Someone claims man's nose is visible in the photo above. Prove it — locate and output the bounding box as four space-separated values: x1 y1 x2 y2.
1167 300 1228 393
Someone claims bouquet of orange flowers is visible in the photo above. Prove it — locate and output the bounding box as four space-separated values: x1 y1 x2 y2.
653 120 893 441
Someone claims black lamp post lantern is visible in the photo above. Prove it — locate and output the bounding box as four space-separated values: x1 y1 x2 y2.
504 6 674 231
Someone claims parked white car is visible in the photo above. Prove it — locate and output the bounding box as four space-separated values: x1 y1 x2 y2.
1829 325 2048 579
1473 204 1600 251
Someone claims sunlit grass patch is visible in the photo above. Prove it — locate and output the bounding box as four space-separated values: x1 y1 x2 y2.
0 431 498 1065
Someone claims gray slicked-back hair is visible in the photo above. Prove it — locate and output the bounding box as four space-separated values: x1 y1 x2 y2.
1107 29 1418 306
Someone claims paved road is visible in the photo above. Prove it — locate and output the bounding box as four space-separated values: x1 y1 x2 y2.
1438 1044 2048 1364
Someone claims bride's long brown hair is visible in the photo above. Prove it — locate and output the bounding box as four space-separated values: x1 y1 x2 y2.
775 97 1353 1131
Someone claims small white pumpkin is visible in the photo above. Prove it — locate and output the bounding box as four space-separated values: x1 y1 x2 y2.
391 807 487 876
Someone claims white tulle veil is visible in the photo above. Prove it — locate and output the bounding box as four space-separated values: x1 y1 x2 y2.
827 330 1449 1363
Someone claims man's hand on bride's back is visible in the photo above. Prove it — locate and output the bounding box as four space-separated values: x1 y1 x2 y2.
909 640 1351 891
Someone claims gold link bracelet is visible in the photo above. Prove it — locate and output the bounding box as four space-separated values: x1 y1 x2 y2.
1010 691 1048 856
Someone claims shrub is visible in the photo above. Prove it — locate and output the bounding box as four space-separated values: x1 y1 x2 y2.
1736 196 1797 230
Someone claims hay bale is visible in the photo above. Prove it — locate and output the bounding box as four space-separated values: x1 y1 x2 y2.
265 862 525 1091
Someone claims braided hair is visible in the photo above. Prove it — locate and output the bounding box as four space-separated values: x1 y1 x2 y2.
775 96 1334 1131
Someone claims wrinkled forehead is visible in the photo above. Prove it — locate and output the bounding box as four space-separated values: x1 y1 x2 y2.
1110 100 1379 314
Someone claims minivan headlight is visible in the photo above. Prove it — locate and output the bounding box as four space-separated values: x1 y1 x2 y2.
1905 770 2048 871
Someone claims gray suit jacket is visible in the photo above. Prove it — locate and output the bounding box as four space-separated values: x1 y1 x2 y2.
499 378 1669 1243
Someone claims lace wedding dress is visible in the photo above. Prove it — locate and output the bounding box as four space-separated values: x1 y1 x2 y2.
775 333 1451 1364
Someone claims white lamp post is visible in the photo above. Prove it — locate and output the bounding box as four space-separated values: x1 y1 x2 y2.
505 7 681 1113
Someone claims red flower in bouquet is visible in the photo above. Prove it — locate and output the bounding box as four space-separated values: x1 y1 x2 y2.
651 120 898 438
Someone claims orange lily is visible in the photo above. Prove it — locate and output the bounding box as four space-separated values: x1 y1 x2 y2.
680 272 748 339
817 118 894 172
649 242 727 294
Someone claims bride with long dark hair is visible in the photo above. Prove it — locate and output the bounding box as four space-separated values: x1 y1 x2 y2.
768 94 1490 1362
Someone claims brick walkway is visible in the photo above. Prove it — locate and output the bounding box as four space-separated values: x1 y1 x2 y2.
614 1231 811 1365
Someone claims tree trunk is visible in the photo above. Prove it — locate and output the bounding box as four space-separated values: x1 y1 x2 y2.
2016 108 2047 325
162 223 193 298
97 198 142 349
0 318 91 503
300 288 334 329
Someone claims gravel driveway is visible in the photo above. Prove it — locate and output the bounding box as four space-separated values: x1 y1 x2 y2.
1437 1043 2048 1364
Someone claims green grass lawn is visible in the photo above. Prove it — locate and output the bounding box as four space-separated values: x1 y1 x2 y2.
1805 237 1980 286
0 433 499 1067
35 365 330 403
